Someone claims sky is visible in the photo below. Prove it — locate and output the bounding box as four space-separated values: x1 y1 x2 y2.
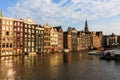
0 0 120 35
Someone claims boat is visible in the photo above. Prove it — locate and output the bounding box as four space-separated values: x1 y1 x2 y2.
88 50 101 55
100 49 120 60
63 49 70 53
28 52 36 56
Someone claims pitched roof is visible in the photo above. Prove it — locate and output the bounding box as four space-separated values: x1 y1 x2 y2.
53 25 63 32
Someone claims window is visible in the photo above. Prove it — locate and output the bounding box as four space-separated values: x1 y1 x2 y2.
10 32 13 36
17 33 20 36
6 26 9 30
14 33 16 36
28 29 31 33
2 43 5 47
25 29 27 32
25 25 27 28
6 21 9 25
20 45 23 48
29 25 31 28
36 31 38 33
10 38 13 42
28 35 31 38
21 23 23 26
10 21 13 25
10 43 12 47
10 27 13 31
32 42 34 46
2 27 5 30
20 33 23 36
28 42 31 46
6 32 9 35
14 22 17 26
2 38 5 41
2 32 5 36
32 35 34 38
18 27 20 31
32 30 34 33
6 38 9 41
6 43 9 47
32 48 34 52
21 28 23 32
32 26 34 28
18 22 20 26
24 48 27 52
25 35 27 37
14 28 16 31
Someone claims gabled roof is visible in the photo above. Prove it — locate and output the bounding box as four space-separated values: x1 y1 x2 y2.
54 25 63 32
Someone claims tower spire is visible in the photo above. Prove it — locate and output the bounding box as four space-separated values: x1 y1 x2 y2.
84 19 89 33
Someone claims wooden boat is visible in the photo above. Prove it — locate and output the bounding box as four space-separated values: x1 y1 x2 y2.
88 51 101 55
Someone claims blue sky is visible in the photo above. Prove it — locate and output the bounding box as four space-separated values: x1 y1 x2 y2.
0 0 120 35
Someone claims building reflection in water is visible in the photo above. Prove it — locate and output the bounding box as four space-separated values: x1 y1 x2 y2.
0 52 120 80
63 53 72 63
0 57 16 80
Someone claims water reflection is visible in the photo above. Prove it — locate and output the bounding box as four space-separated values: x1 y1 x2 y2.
63 53 71 63
0 52 120 80
0 57 16 80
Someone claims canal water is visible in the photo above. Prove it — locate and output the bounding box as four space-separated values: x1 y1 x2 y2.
0 51 120 80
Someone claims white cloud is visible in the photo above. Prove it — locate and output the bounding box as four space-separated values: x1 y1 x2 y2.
6 0 120 32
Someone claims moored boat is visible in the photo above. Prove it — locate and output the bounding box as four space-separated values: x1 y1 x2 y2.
63 49 70 53
100 49 120 60
88 50 101 55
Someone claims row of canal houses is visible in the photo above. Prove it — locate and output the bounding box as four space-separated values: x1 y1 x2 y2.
64 20 103 51
0 12 103 56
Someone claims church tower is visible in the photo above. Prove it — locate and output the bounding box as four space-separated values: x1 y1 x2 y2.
84 19 89 33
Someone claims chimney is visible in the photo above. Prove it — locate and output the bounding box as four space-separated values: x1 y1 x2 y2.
0 10 3 17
